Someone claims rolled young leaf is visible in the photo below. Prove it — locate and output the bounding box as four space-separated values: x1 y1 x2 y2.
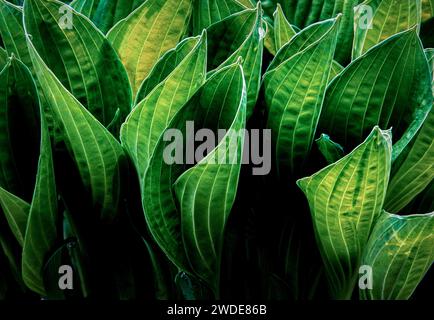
24 0 132 134
297 127 393 299
142 62 246 290
316 134 345 164
353 0 422 59
319 28 433 161
263 16 340 177
107 0 193 96
26 36 126 223
121 32 207 181
360 211 434 300
173 63 247 297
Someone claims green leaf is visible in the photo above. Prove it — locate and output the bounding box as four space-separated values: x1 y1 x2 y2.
266 18 337 73
0 0 30 67
142 62 246 288
0 187 29 247
24 0 132 134
93 0 145 34
316 134 345 164
422 0 434 21
192 0 246 35
273 3 296 51
69 0 101 17
263 17 340 176
107 0 193 96
121 33 206 180
319 28 433 162
405 180 434 213
384 110 434 213
22 107 58 297
297 127 393 299
173 64 246 297
0 57 40 201
206 4 263 117
26 36 126 223
135 37 198 105
282 0 361 64
353 0 422 59
360 211 434 300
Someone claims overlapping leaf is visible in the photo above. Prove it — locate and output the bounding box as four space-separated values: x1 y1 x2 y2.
22 107 58 297
107 0 193 96
422 0 434 21
319 28 433 161
121 33 207 180
24 0 132 134
192 0 247 35
263 17 340 176
206 4 263 117
297 127 392 299
360 211 434 300
0 0 30 67
26 36 126 223
353 0 422 59
273 3 296 51
143 63 246 294
384 108 433 213
173 64 246 297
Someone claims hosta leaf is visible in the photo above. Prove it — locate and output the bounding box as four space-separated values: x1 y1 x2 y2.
24 0 132 134
0 57 40 201
135 37 198 104
92 0 145 34
384 110 434 213
263 17 340 176
22 108 58 297
173 65 246 297
0 0 30 67
27 37 126 223
107 0 193 96
319 28 433 161
273 3 296 51
69 0 101 17
121 33 206 180
282 0 362 64
0 187 29 247
316 134 345 164
353 0 422 59
192 0 246 35
266 18 337 73
422 0 434 21
207 4 263 117
143 62 245 287
297 127 392 299
360 212 434 300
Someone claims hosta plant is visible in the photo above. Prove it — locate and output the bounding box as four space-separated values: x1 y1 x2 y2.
0 0 432 301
